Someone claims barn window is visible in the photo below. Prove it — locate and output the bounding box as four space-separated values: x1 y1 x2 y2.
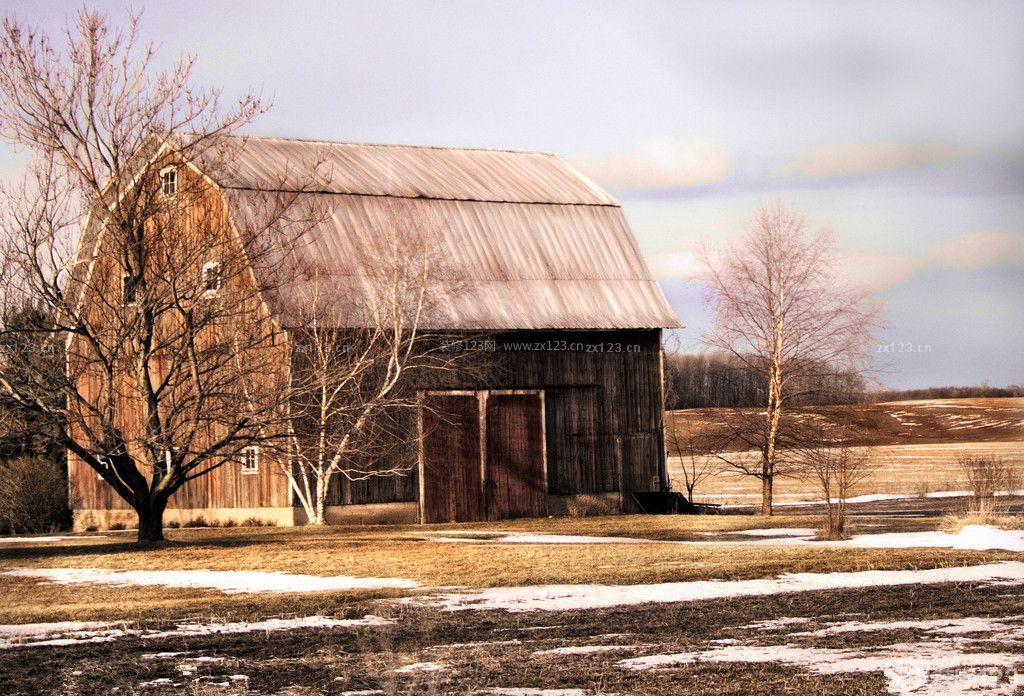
158 449 173 475
160 167 177 197
241 446 259 475
122 274 139 305
201 261 223 297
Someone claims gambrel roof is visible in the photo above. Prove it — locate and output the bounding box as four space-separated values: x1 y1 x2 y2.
214 135 680 331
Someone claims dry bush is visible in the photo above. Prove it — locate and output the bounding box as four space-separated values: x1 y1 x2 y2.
958 453 1021 515
793 441 876 540
0 456 71 534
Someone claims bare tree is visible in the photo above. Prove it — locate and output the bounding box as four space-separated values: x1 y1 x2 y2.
793 436 876 539
663 357 723 502
958 453 1021 515
700 202 880 515
0 9 316 542
278 204 473 525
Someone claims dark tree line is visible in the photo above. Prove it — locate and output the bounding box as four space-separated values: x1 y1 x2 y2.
664 351 867 410
665 351 1021 410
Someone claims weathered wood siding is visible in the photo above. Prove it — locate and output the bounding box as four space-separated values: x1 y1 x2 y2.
421 393 483 523
484 392 546 520
322 328 666 511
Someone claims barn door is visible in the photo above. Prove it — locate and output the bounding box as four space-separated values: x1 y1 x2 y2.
420 393 483 523
485 393 546 520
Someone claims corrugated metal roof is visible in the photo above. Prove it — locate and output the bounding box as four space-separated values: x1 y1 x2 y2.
210 136 681 331
211 135 619 206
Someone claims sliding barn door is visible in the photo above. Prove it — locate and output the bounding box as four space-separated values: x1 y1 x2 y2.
420 393 483 523
485 393 546 520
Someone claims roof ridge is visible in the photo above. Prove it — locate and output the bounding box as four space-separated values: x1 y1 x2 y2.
224 133 557 157
220 184 621 208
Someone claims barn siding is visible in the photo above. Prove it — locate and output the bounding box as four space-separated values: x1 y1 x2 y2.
320 328 665 509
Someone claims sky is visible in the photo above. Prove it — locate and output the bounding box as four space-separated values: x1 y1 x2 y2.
1 0 1022 389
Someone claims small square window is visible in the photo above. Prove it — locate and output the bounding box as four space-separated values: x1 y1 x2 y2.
161 167 177 197
122 274 139 305
241 446 259 475
158 449 173 475
202 261 223 297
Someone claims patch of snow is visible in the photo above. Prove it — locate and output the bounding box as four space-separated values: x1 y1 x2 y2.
478 690 587 696
692 525 1024 551
138 677 178 688
147 614 393 639
3 567 419 593
532 644 648 656
739 617 813 631
422 532 656 545
0 535 104 543
412 561 1024 613
619 642 1024 695
394 661 445 673
0 614 392 649
728 528 819 537
793 615 1024 638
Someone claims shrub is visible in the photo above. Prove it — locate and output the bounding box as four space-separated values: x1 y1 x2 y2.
222 518 237 528
183 516 208 528
0 456 72 534
109 522 126 531
241 517 276 527
958 454 1021 515
167 520 181 529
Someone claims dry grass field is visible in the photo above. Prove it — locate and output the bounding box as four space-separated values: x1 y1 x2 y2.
668 398 1024 506
1 397 1022 694
1 514 1023 695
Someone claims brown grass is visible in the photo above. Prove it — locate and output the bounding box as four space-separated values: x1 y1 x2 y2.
0 517 1017 624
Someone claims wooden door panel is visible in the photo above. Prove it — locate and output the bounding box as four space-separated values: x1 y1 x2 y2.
421 394 483 523
485 393 546 520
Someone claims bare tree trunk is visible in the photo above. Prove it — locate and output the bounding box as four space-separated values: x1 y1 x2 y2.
760 467 773 516
136 495 168 543
312 476 327 525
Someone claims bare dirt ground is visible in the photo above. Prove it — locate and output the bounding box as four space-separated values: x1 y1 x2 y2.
1 509 1023 695
1 563 1021 695
667 398 1024 506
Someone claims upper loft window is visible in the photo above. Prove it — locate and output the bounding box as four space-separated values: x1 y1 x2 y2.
240 446 259 475
122 274 139 305
160 166 177 197
202 261 223 297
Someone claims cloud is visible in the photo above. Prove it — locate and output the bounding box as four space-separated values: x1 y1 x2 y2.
838 251 923 293
648 251 706 280
791 141 955 179
650 232 1024 294
571 138 731 190
931 231 1024 270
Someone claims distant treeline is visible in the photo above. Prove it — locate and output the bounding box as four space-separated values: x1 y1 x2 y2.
867 384 1024 402
664 352 866 409
664 352 1023 409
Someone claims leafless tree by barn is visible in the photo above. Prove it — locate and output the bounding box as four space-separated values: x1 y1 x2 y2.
663 358 723 502
0 9 321 542
700 202 880 515
792 434 877 539
278 205 475 525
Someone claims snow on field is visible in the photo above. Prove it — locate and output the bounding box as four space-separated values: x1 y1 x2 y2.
719 528 819 537
413 561 1024 613
478 690 587 696
701 524 1024 551
0 615 392 649
532 644 651 656
394 661 445 673
2 567 419 593
620 612 1024 695
0 535 104 544
619 642 1024 695
421 532 658 545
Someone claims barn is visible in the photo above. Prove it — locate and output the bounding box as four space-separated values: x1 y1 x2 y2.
69 135 681 529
